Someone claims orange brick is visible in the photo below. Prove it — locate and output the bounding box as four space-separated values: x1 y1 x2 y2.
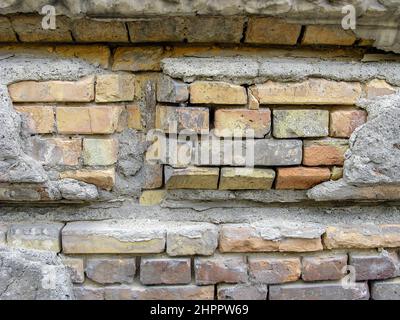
60 168 115 190
276 167 331 190
303 139 348 166
302 25 356 46
330 109 367 138
126 104 142 130
14 105 54 134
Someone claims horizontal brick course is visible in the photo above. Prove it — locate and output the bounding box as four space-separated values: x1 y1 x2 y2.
302 25 357 46
219 167 275 190
165 166 219 190
190 81 247 105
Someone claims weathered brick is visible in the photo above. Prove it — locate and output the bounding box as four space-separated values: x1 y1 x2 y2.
156 105 209 133
248 91 259 110
214 108 271 138
323 225 400 249
217 284 268 300
219 168 275 190
0 17 17 42
9 76 94 102
62 220 166 254
140 257 191 285
157 74 188 103
96 74 135 102
73 285 104 300
11 15 72 42
126 104 143 130
248 255 301 284
113 47 164 71
60 168 115 190
86 258 136 284
195 255 248 285
61 256 85 284
273 109 329 138
142 164 164 189
190 81 247 105
104 284 214 300
167 223 218 256
270 281 369 300
331 166 344 181
55 45 111 68
72 19 128 42
251 79 362 105
303 138 348 166
365 79 396 98
219 224 324 253
14 105 54 134
302 25 357 46
276 167 331 190
371 278 400 300
139 190 166 206
330 109 367 138
245 18 301 45
7 223 63 252
56 106 122 134
349 250 400 281
83 138 118 166
165 166 219 190
302 253 347 282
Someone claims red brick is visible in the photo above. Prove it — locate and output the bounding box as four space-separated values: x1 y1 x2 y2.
276 167 331 190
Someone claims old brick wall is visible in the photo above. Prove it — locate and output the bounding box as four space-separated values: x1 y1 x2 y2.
1 5 400 300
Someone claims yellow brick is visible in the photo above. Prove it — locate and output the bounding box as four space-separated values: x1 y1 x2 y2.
302 25 356 46
72 19 128 42
139 190 167 206
60 168 115 190
126 104 143 130
83 138 118 166
9 76 95 102
14 105 54 134
0 17 17 42
112 47 164 71
165 166 219 190
219 168 276 190
364 79 396 99
96 74 135 102
190 81 247 105
54 45 110 68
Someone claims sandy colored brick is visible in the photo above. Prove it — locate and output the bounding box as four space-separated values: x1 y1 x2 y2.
219 167 275 190
303 138 348 166
61 256 85 284
31 137 82 166
246 17 301 45
165 166 219 190
214 108 271 138
128 17 186 42
72 19 128 42
190 81 247 105
9 76 94 102
330 109 368 138
96 74 135 102
55 45 110 68
248 256 301 284
365 79 396 98
323 225 400 249
126 104 143 130
83 138 118 166
140 258 191 285
112 47 164 71
302 25 356 46
251 79 362 105
276 167 331 190
273 109 329 138
139 190 166 206
0 17 17 42
11 15 72 42
86 258 136 284
248 91 259 110
156 105 209 133
56 106 122 134
302 253 347 282
60 168 115 190
14 105 54 134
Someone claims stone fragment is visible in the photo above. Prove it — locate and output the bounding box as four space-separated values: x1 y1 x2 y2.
349 250 400 281
248 255 301 284
214 108 271 138
73 285 104 300
61 256 85 284
7 223 64 252
330 167 344 181
217 284 268 300
73 19 128 42
365 79 396 98
139 190 166 206
96 74 135 102
167 223 218 256
83 138 118 166
14 105 54 134
195 255 248 285
330 109 367 138
165 166 219 190
113 47 164 71
302 253 347 282
157 75 188 103
62 220 166 254
276 167 331 190
60 168 115 190
140 257 191 285
302 25 356 46
57 179 99 201
190 81 247 105
86 258 136 284
9 76 94 102
126 104 143 130
303 138 348 166
245 18 301 45
0 224 8 245
219 167 275 190
371 278 400 300
273 109 329 138
251 79 362 105
270 281 369 300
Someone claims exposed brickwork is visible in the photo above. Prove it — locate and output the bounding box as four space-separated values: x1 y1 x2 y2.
276 167 331 190
330 109 368 138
